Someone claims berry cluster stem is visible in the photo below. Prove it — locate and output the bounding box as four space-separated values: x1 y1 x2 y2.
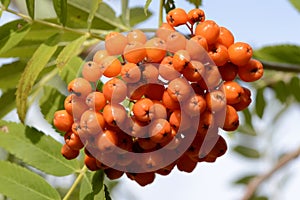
62 165 88 200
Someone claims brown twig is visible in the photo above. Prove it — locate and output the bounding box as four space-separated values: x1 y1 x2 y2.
261 60 300 73
242 145 300 200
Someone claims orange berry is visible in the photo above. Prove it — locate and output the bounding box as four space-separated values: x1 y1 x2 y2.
81 61 102 82
187 8 205 25
222 105 239 131
158 56 181 81
100 56 122 78
223 81 244 105
238 59 264 82
166 8 188 27
102 77 127 103
105 32 127 55
145 37 167 63
85 91 106 111
68 78 92 98
208 43 229 66
228 42 253 66
132 98 154 122
167 77 191 102
127 29 147 44
54 110 74 132
166 31 187 53
121 62 142 83
217 26 235 48
123 41 146 63
156 23 175 41
218 62 238 81
93 50 108 65
182 60 205 82
195 20 220 45
172 50 191 72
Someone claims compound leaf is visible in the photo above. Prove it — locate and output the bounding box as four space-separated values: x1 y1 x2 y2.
56 35 88 70
52 0 68 25
25 0 35 19
16 34 59 123
0 161 61 200
0 19 31 55
255 87 266 118
0 89 16 119
80 170 106 200
0 120 80 176
253 45 300 65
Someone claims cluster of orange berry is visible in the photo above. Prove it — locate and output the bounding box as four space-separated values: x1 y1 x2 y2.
53 7 264 186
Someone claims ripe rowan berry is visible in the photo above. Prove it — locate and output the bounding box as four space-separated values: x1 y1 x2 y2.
121 62 142 83
166 31 187 53
208 43 229 66
149 118 172 144
93 50 108 65
64 131 84 150
80 110 106 135
172 50 191 72
223 81 244 105
222 105 239 131
228 42 253 66
205 90 227 112
81 61 102 82
96 129 118 153
169 109 190 131
145 37 167 63
104 168 124 180
84 154 100 171
166 8 188 27
100 56 122 78
187 8 205 25
141 63 159 84
156 23 175 41
102 103 127 127
61 143 79 160
132 98 154 122
127 29 147 44
123 41 146 63
105 32 127 55
85 91 106 111
53 110 74 132
182 60 205 82
195 20 220 45
231 87 252 111
217 26 235 48
238 59 264 82
186 36 208 61
68 78 92 98
162 90 180 110
167 77 191 102
218 62 238 81
158 56 181 81
183 93 206 117
102 77 127 103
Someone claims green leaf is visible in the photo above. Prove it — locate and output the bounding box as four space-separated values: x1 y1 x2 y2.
0 0 10 8
16 34 59 123
59 56 82 84
80 170 106 200
0 120 80 176
272 80 289 103
87 0 102 30
68 0 129 31
144 0 152 15
233 145 260 159
52 0 68 25
0 19 31 55
289 0 300 13
129 7 153 27
39 86 65 124
237 125 257 136
186 0 202 7
0 161 61 200
255 87 266 118
0 89 16 119
242 108 254 129
0 61 26 90
56 35 88 70
26 0 35 19
289 76 300 102
234 174 256 185
253 45 300 65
